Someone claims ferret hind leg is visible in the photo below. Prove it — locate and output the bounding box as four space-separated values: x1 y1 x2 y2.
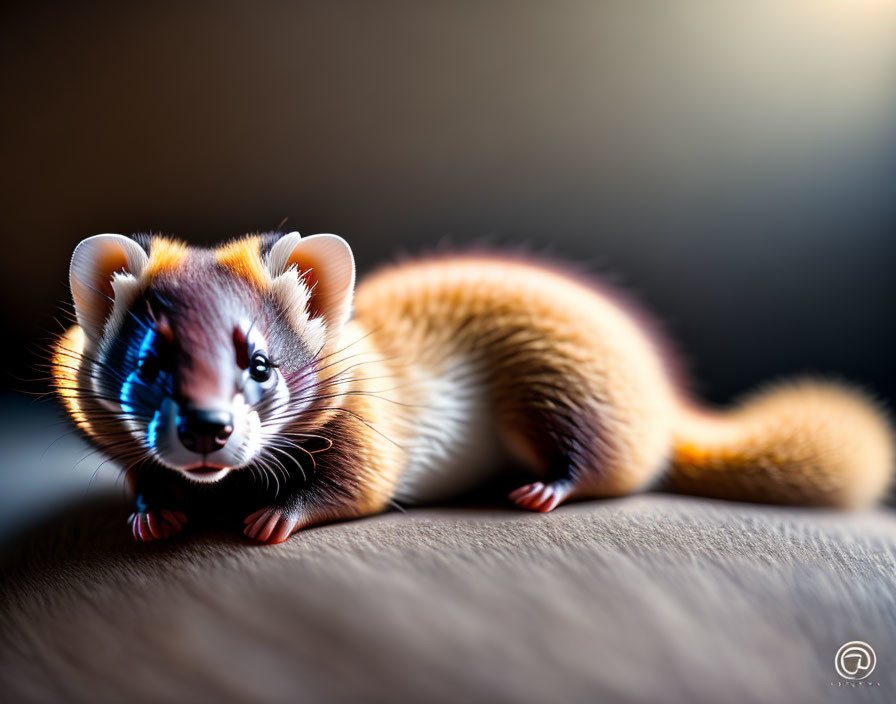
502 396 670 513
508 478 575 512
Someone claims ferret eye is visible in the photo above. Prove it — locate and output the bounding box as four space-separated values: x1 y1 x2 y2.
249 352 272 382
137 355 160 384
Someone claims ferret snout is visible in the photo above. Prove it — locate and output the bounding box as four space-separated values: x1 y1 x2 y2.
177 407 234 454
145 394 255 481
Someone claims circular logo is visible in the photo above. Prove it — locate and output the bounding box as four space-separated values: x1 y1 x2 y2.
835 641 876 680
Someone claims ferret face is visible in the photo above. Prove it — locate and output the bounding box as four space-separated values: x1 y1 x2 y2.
103 287 297 483
62 232 355 484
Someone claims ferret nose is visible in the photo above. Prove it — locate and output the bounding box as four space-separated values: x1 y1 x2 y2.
177 408 234 454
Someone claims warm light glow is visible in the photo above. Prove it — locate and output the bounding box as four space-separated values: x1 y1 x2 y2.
52 325 94 435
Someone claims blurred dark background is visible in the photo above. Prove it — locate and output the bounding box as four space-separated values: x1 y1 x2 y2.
2 0 895 404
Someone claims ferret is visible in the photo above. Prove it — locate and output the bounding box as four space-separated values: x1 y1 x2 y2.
51 232 894 544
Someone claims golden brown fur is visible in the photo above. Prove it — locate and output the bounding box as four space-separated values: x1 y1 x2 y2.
349 255 893 510
214 235 269 289
352 257 676 500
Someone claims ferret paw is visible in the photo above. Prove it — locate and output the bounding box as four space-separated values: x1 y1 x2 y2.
243 506 301 544
509 481 572 513
129 509 187 542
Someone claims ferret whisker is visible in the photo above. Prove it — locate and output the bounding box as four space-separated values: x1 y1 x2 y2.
264 443 310 482
291 405 404 450
389 500 407 514
85 450 144 495
302 390 421 409
267 453 294 490
256 463 271 493
252 460 271 493
267 432 334 453
260 454 282 498
43 427 140 459
259 383 410 425
283 354 382 391
51 348 135 381
307 325 391 369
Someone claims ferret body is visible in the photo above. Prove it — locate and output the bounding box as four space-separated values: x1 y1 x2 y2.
52 232 894 543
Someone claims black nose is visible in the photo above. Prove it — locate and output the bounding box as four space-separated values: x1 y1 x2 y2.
177 408 234 454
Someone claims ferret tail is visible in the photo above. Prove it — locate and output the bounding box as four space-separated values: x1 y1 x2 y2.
667 379 894 508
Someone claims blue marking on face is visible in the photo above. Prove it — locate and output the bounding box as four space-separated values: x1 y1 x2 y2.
119 327 159 415
146 410 161 449
119 370 138 415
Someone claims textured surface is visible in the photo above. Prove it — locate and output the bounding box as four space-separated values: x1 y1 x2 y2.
2 492 894 704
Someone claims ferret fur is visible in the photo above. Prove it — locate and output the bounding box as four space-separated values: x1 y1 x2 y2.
51 233 894 543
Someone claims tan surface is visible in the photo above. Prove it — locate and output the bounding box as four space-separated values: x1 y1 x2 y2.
2 493 895 703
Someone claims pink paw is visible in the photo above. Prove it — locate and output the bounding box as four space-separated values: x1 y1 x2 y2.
243 506 301 544
129 509 187 542
509 481 572 513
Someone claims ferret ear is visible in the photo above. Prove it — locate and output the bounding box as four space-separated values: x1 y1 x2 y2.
70 234 149 345
267 232 356 330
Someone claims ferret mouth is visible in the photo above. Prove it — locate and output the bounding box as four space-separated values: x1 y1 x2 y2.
184 462 230 477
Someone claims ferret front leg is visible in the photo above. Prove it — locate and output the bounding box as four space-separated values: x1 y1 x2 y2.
241 486 362 544
127 471 190 542
241 455 328 543
243 417 400 544
242 501 305 544
129 503 189 542
240 470 359 544
128 493 189 542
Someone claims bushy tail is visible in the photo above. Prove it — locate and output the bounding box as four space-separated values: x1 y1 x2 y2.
668 380 894 508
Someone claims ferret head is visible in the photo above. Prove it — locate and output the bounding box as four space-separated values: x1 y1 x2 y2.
65 232 355 483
